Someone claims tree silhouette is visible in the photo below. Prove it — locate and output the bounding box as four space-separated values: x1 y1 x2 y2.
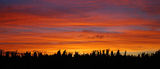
116 50 121 56
0 49 3 56
106 49 109 56
0 49 159 69
57 50 61 56
111 50 114 56
124 51 127 56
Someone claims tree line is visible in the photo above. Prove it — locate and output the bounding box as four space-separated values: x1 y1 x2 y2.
0 49 159 69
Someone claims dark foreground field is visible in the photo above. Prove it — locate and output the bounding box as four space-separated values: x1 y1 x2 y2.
0 49 160 69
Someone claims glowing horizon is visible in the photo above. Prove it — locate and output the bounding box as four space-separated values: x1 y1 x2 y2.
0 0 160 54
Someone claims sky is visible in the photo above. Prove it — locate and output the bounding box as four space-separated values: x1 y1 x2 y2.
0 0 160 54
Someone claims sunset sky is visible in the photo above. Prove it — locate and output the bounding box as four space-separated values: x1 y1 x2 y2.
0 0 160 54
